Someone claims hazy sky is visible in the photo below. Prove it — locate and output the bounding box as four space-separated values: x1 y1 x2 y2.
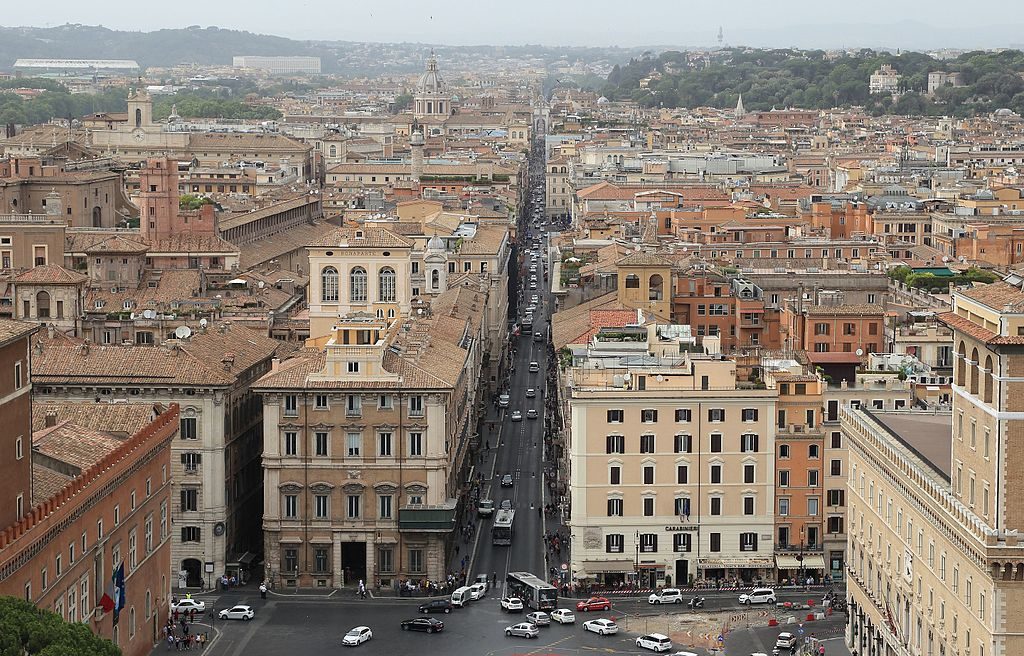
10 0 1024 47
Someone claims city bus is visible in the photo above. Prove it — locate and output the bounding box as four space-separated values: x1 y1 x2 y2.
492 509 515 546
506 571 557 610
521 315 533 335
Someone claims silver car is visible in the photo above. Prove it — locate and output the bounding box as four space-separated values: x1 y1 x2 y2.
505 622 539 638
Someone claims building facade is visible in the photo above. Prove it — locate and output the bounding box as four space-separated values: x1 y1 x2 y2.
0 319 38 529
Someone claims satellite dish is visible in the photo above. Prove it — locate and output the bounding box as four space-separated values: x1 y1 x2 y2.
129 312 136 320
258 281 265 289
199 318 208 328
143 309 156 320
175 326 193 339
856 348 864 356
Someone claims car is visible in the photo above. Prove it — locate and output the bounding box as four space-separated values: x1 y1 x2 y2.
498 394 510 408
529 361 540 373
526 304 537 314
531 295 539 303
474 573 490 592
582 618 618 635
529 282 537 290
501 473 514 487
171 598 206 613
530 275 538 282
401 617 444 634
525 611 550 626
499 499 512 510
505 622 539 638
636 633 673 652
576 596 611 612
648 588 684 605
526 409 538 419
477 499 495 517
738 588 777 605
525 387 536 398
418 599 453 614
501 597 525 612
550 609 575 624
511 410 523 421
775 632 797 648
218 605 254 621
342 626 372 646
469 582 488 600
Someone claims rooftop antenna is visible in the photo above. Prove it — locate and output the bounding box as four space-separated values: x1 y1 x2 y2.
717 26 724 47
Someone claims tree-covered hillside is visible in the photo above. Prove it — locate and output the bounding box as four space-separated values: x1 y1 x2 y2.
598 48 1024 116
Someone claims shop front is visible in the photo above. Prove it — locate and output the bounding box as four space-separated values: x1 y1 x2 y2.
774 553 828 585
575 559 634 588
696 556 775 586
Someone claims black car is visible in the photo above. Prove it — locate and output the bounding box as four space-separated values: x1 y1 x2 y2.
418 599 453 614
401 617 445 633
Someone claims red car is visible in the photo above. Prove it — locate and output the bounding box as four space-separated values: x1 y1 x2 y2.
576 596 611 612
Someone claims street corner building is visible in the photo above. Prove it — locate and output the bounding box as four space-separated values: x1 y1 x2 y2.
0 403 179 656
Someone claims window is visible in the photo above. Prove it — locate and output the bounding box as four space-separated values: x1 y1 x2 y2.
742 408 758 422
321 267 339 302
284 395 298 417
14 362 23 390
744 464 755 484
408 432 423 457
708 408 725 422
180 527 200 542
676 465 688 484
830 459 842 476
315 495 329 518
609 466 621 485
709 533 721 552
808 497 820 516
743 496 755 515
180 489 198 512
607 498 623 516
643 497 655 516
808 470 820 487
643 465 654 485
711 464 722 484
606 435 625 454
315 432 329 456
180 417 198 440
815 322 830 335
144 515 153 553
346 432 362 457
607 409 624 423
674 496 691 517
314 548 329 573
710 497 722 515
347 495 361 519
349 267 367 302
346 394 361 416
779 498 790 516
284 432 297 456
640 434 655 453
779 470 790 487
347 361 360 374
408 396 424 416
830 431 842 448
740 433 759 452
827 489 845 506
378 432 392 457
378 548 394 573
674 434 692 453
673 532 692 552
378 494 393 520
606 534 624 553
675 408 692 422
378 267 396 302
740 532 758 551
779 444 790 459
641 409 658 423
284 548 298 573
314 394 329 410
710 433 722 452
284 495 297 518
181 452 201 473
827 516 845 533
639 533 658 553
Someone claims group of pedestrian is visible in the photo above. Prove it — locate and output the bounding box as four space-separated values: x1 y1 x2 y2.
164 617 206 651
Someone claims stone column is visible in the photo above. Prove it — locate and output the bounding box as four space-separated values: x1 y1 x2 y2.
333 531 344 588
365 533 376 588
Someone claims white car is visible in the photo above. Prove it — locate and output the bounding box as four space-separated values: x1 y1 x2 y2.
648 588 683 605
775 632 797 648
525 388 536 398
738 588 777 605
636 633 673 652
501 597 525 612
583 618 618 635
469 582 488 600
511 410 523 421
218 604 254 621
498 394 510 408
171 598 206 613
550 609 576 624
505 622 539 638
529 361 540 373
342 626 372 646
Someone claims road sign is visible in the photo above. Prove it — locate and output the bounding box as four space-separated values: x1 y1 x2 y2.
717 634 724 642
560 563 567 571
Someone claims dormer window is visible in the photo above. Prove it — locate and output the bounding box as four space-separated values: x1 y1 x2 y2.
355 230 364 238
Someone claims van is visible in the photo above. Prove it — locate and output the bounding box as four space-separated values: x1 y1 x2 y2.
451 585 473 607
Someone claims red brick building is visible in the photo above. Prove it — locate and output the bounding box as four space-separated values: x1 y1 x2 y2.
0 404 178 656
0 319 38 529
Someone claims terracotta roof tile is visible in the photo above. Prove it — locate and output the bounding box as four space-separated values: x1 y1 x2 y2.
309 226 413 249
33 420 124 470
0 318 39 346
33 401 160 436
937 311 1024 345
13 264 88 285
959 281 1024 313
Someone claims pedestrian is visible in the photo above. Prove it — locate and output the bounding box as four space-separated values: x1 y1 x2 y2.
260 581 268 599
167 633 175 650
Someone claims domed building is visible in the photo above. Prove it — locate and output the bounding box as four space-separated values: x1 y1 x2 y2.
414 52 452 120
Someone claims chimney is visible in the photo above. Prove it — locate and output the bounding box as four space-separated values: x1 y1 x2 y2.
46 324 55 339
44 410 58 428
271 357 281 373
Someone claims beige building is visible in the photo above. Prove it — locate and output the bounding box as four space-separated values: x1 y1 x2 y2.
565 326 776 588
842 280 1024 656
546 156 571 218
254 294 487 588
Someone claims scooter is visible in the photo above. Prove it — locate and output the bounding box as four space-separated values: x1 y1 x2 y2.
687 596 705 609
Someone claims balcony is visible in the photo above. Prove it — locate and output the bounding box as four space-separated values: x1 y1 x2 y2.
398 500 458 532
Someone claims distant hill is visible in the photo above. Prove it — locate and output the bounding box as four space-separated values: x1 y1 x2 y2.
0 24 333 70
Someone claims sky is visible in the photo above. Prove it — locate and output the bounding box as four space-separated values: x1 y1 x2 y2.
8 0 1024 48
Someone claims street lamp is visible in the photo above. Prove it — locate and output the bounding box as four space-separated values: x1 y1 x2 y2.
635 530 641 589
798 528 806 587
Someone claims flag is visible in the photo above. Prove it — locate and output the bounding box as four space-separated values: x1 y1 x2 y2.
112 562 126 625
98 589 115 613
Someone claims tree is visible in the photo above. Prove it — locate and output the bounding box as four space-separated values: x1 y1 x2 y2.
0 596 121 656
392 92 413 112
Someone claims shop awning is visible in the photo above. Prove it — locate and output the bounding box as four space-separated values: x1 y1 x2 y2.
580 559 634 573
775 554 827 570
697 556 775 570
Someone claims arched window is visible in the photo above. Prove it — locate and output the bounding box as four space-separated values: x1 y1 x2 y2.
379 267 396 302
329 145 337 157
129 606 136 637
984 354 994 404
648 274 664 301
970 347 980 395
321 267 339 303
36 291 50 318
135 108 142 127
350 267 367 302
625 274 640 289
957 341 967 386
431 269 440 290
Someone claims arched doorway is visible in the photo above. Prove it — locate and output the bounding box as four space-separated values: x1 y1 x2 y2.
181 558 203 588
92 207 102 227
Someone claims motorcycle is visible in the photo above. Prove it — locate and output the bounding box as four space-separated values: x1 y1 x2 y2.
687 596 705 609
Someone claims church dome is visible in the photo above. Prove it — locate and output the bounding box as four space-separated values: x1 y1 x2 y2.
427 234 446 252
417 54 447 95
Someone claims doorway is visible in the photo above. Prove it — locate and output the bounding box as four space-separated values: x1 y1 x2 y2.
341 541 366 587
181 559 203 588
675 559 689 587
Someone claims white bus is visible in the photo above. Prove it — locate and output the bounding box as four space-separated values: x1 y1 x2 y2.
492 509 515 546
506 571 557 610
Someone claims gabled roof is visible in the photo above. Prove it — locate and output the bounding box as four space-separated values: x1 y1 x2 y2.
616 251 672 267
309 226 413 249
958 281 1024 313
84 235 149 255
13 264 88 285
